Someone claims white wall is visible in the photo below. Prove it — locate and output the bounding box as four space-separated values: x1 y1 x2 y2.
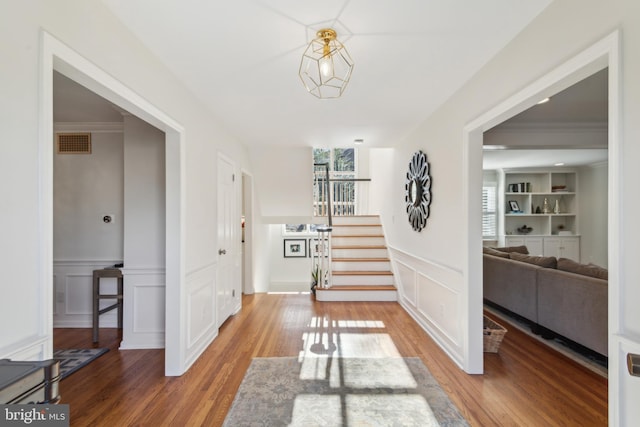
376 0 640 422
579 162 608 267
53 125 124 260
52 123 124 328
251 147 314 223
123 115 165 268
121 115 166 349
369 149 395 219
268 224 313 292
0 1 251 373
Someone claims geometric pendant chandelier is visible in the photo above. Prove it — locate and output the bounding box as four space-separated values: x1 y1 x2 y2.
299 28 354 99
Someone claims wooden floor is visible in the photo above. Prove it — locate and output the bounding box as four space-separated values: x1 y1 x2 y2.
54 293 607 426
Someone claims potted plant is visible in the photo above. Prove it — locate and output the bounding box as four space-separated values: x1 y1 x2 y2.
311 265 321 294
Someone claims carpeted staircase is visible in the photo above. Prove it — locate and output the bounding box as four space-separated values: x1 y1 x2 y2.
315 215 397 302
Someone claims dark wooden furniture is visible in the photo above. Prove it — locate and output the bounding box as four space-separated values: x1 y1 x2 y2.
92 267 123 343
0 359 61 404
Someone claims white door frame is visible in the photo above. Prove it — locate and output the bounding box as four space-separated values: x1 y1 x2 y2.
40 31 186 375
241 170 255 295
463 30 621 418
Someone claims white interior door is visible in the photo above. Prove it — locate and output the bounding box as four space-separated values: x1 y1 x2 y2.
217 154 236 327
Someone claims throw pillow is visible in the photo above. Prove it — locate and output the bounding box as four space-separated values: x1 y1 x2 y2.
557 258 609 280
483 247 510 258
493 245 529 254
509 252 557 268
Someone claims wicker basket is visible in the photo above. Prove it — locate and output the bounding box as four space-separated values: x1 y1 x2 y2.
483 316 507 353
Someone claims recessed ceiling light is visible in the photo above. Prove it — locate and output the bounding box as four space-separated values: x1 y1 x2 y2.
537 97 550 104
354 138 364 145
554 162 565 166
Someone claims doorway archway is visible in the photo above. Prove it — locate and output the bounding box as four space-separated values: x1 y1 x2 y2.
462 31 621 378
40 31 186 375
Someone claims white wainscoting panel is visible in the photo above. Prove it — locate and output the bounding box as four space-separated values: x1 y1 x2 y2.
188 280 215 348
120 268 165 349
185 262 218 369
416 272 460 347
395 261 417 307
66 274 93 315
389 246 465 368
53 260 121 328
0 335 50 361
133 285 165 333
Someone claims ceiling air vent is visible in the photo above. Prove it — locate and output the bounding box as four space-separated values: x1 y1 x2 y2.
57 133 92 154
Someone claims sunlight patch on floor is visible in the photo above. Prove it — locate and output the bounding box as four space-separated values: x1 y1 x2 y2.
291 395 342 426
332 357 417 389
300 332 401 360
336 319 385 328
290 394 438 426
345 395 438 426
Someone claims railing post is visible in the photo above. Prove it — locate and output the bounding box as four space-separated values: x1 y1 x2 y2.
314 163 332 226
316 225 332 289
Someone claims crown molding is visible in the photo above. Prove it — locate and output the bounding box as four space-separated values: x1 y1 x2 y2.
489 121 607 134
54 122 123 133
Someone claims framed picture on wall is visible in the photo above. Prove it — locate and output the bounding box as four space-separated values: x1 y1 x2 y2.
284 239 307 258
309 238 329 258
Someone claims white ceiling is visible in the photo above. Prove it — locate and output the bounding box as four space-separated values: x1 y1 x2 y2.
53 71 123 122
92 0 552 148
54 1 608 169
483 68 609 169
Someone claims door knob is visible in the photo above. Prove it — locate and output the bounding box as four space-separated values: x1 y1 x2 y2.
218 249 227 255
628 353 640 377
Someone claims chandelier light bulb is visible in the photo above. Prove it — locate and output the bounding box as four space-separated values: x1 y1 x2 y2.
319 55 333 78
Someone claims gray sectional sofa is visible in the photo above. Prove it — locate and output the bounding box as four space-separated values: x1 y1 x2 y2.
483 246 608 357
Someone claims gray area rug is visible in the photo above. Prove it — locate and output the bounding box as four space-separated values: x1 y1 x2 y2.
54 348 109 380
223 356 469 426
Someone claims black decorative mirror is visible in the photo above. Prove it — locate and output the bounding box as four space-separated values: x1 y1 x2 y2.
405 150 431 231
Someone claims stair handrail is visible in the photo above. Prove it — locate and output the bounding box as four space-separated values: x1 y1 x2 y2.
314 162 333 227
326 178 372 182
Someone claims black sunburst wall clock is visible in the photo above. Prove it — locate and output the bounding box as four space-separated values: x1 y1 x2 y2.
405 150 432 232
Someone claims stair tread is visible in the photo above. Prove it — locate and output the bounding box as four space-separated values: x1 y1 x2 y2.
333 258 390 262
317 285 396 291
332 270 393 276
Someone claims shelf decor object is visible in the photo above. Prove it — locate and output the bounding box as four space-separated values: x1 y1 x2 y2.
299 28 354 99
405 150 432 232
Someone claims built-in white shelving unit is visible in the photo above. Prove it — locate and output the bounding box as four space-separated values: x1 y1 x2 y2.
501 170 580 261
